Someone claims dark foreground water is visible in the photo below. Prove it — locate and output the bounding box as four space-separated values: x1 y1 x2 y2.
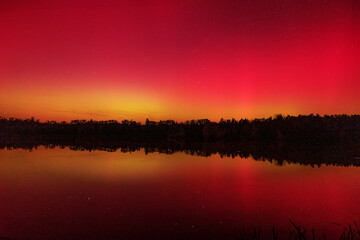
0 147 360 239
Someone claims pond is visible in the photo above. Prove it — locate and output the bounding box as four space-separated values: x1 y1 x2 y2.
0 147 359 239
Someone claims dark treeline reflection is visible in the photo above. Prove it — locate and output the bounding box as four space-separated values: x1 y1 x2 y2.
1 114 360 167
1 141 360 167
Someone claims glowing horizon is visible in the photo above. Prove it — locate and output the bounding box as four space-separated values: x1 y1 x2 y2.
1 0 359 122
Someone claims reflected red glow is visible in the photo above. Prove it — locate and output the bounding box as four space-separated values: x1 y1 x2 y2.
0 148 359 239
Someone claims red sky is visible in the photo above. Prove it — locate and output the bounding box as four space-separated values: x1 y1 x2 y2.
0 0 359 122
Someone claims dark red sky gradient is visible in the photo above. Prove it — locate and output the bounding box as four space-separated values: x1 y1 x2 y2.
0 0 359 121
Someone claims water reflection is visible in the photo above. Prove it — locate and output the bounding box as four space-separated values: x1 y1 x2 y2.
0 147 360 239
1 141 359 167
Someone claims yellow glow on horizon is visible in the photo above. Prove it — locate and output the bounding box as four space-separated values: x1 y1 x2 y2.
0 78 358 122
0 85 170 122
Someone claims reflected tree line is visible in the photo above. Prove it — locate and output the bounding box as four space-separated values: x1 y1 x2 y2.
0 114 359 167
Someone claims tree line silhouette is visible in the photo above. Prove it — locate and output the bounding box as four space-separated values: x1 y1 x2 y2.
0 114 359 143
0 114 359 167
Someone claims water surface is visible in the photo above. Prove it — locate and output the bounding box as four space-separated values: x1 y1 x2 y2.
0 147 359 239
